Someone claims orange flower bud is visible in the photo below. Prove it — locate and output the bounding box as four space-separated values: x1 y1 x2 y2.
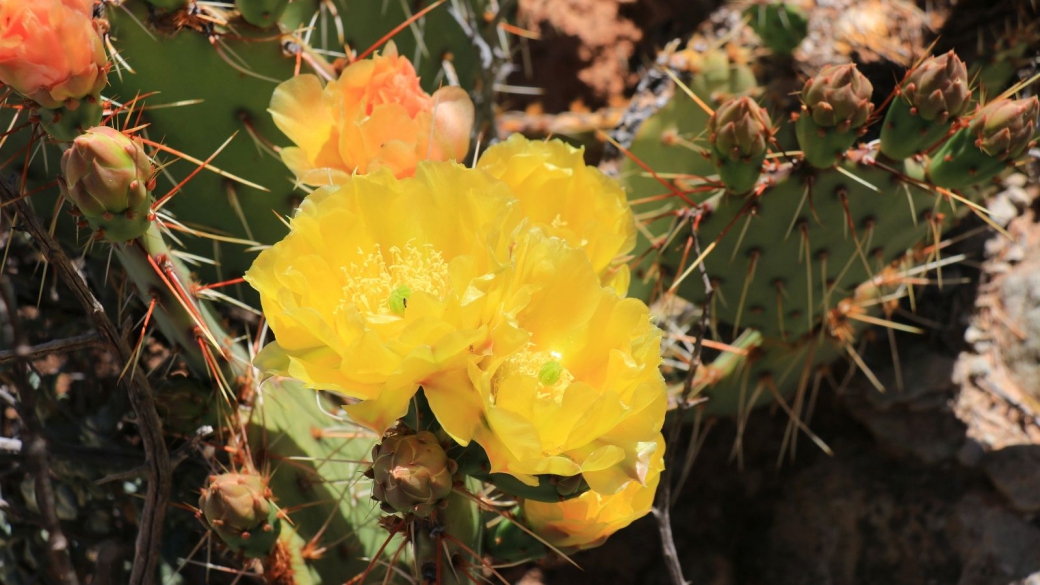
0 0 108 109
269 41 474 185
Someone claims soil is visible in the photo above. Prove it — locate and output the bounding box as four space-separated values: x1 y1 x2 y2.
509 0 723 112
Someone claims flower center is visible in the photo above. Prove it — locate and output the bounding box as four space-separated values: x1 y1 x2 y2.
339 243 451 316
492 347 573 405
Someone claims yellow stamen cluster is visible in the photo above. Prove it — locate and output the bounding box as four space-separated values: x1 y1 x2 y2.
338 244 451 316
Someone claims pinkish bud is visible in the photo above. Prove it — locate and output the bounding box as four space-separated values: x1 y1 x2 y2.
60 127 155 241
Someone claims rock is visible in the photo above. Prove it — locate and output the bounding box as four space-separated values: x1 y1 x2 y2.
982 445 1040 512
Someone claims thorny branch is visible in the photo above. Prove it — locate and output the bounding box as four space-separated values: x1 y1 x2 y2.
0 277 81 585
0 179 171 585
653 212 715 585
0 332 103 364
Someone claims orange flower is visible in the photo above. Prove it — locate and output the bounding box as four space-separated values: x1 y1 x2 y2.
269 41 473 185
0 0 108 109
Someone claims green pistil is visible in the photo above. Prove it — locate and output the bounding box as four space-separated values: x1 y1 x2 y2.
388 284 413 314
538 361 564 386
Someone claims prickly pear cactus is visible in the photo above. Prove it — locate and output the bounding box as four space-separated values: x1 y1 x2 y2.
1 1 536 583
620 39 1039 415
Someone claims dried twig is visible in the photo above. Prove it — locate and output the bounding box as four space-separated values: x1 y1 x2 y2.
653 213 715 585
0 180 170 585
0 332 103 364
0 277 81 585
97 424 213 485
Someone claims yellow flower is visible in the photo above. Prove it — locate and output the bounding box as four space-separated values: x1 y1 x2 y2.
523 434 664 551
425 232 667 496
269 41 474 185
477 135 636 294
245 162 524 433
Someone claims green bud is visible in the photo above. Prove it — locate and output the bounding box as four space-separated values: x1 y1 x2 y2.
928 97 1039 188
802 64 874 130
904 52 970 123
59 126 155 242
199 473 281 558
709 96 773 193
796 64 874 168
880 52 971 159
967 97 1038 160
368 429 457 518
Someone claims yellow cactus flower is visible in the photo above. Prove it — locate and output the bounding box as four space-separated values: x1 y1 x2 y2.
245 162 525 432
269 41 474 186
523 434 665 551
477 135 636 294
426 233 667 496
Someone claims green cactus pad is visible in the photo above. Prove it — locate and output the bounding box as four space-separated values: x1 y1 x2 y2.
38 99 103 143
486 516 547 563
744 2 809 55
878 97 955 160
795 113 863 168
925 125 1009 188
236 0 291 28
249 381 405 582
144 0 189 9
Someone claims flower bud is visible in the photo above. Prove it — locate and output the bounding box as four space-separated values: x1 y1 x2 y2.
710 97 773 160
927 97 1039 188
796 63 874 167
0 0 108 110
368 430 457 518
967 97 1038 161
269 41 474 185
904 51 970 123
59 127 154 242
880 51 970 159
199 473 281 557
802 64 874 131
709 97 773 192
